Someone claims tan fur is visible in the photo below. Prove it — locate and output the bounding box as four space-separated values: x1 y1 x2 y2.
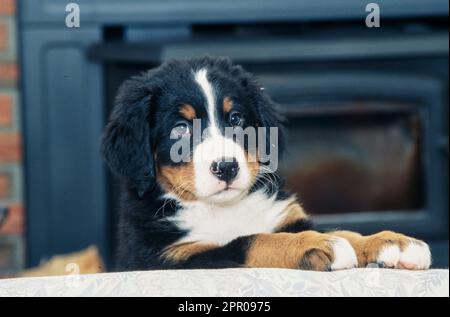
161 242 218 262
329 230 416 267
276 200 309 231
246 231 334 270
246 152 260 187
179 104 196 120
157 163 197 201
21 246 103 277
223 97 233 114
327 231 366 267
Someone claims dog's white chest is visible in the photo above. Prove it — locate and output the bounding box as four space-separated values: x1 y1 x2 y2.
169 191 290 246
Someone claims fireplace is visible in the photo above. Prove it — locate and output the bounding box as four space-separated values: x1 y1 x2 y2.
20 1 449 268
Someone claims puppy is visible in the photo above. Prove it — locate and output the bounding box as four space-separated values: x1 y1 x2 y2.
101 57 431 271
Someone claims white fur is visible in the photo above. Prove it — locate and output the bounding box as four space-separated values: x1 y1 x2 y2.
377 245 401 267
193 135 252 202
376 241 431 269
399 241 432 270
330 238 358 270
168 190 292 246
193 68 251 203
194 68 219 136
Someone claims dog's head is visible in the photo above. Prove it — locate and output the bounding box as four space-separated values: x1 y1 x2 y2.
102 57 285 205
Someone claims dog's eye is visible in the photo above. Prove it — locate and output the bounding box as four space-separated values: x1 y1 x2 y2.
229 111 243 127
170 121 192 139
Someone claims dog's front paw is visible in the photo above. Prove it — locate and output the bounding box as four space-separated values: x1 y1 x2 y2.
299 235 358 271
364 231 431 270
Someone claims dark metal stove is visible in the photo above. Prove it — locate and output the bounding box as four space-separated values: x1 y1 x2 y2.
19 0 449 268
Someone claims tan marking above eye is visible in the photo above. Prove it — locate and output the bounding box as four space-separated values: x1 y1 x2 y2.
179 104 196 120
223 97 233 114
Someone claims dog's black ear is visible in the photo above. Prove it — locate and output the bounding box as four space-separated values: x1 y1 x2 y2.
230 64 286 159
254 89 286 159
101 75 155 198
234 66 286 159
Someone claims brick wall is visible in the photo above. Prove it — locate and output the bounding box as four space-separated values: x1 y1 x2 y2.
0 0 24 273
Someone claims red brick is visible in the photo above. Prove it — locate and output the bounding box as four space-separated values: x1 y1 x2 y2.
0 63 18 85
0 0 15 16
0 22 7 51
0 93 12 126
0 133 21 162
0 204 24 235
0 172 10 198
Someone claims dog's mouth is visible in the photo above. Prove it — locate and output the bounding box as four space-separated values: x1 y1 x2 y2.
215 186 240 195
200 182 249 204
205 187 239 198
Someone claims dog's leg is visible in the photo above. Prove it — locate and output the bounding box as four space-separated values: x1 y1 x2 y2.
161 231 358 271
328 230 431 270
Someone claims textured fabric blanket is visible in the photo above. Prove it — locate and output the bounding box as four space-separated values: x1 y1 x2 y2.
0 268 448 297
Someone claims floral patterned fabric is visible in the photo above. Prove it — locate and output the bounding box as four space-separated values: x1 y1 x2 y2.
0 268 448 297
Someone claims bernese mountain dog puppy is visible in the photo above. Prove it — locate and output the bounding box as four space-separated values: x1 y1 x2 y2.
101 56 431 271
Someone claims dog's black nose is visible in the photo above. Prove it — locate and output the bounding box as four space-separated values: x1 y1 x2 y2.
210 158 239 183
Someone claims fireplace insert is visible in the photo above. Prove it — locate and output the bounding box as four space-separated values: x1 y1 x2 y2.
20 1 449 268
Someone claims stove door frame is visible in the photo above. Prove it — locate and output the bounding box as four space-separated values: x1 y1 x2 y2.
261 72 448 238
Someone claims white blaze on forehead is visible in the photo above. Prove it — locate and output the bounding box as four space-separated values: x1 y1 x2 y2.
194 68 220 136
192 68 253 203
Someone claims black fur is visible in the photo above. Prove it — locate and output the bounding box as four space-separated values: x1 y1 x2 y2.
102 57 311 271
